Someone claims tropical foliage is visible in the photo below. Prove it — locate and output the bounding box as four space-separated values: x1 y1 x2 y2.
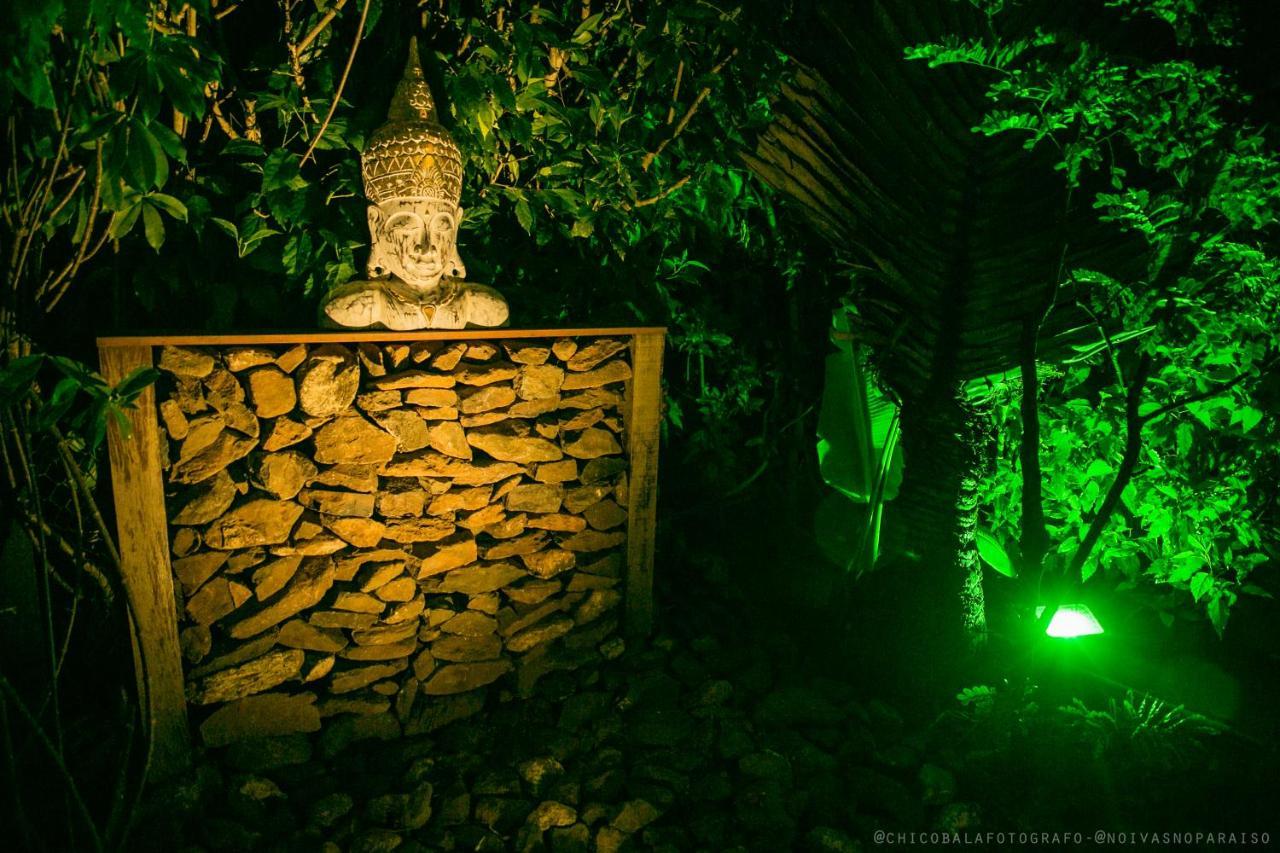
908 0 1280 634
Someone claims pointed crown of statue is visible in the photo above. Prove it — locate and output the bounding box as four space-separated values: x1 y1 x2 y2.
362 38 463 207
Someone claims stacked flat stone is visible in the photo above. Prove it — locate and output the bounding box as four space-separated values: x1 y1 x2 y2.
157 337 632 748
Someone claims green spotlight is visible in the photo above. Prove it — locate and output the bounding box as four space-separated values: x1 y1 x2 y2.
1035 604 1104 638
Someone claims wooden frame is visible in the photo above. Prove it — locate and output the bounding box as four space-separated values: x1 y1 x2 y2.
97 327 664 777
99 344 191 776
96 327 666 347
622 332 664 638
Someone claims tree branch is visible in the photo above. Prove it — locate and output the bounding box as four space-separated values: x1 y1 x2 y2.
1017 318 1049 571
49 421 122 572
1072 297 1126 390
641 47 737 171
36 143 104 310
300 0 371 167
284 0 315 117
297 0 350 55
665 60 684 125
1067 351 1153 579
19 508 115 604
1020 187 1074 575
1139 368 1259 426
0 676 103 851
1065 245 1194 580
34 167 86 236
11 50 84 293
42 227 110 313
172 5 198 135
208 85 241 140
632 174 691 207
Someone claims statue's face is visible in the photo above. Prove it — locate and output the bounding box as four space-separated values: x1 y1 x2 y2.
366 197 466 289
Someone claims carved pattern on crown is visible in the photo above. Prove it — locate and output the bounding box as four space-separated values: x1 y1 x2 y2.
361 38 464 205
362 130 463 204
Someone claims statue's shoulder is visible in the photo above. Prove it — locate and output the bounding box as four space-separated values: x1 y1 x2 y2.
460 281 504 299
455 280 510 327
321 279 428 330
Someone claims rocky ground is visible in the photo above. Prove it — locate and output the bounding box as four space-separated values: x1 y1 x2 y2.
137 585 972 853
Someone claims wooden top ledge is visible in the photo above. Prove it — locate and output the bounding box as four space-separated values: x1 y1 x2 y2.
98 327 667 347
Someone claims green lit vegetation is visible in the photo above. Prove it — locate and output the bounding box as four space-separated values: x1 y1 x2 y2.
905 0 1279 637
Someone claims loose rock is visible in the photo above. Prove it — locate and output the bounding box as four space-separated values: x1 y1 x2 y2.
205 500 304 549
186 649 304 705
297 345 360 417
425 660 513 695
468 431 564 463
253 451 316 500
159 345 216 378
246 366 296 418
314 415 398 465
200 692 320 747
228 557 334 638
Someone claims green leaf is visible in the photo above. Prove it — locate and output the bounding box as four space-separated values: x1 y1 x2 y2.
221 139 265 158
1176 422 1193 456
150 121 188 165
813 491 875 573
134 120 169 190
38 377 81 429
572 12 605 43
210 217 238 241
147 193 188 221
816 310 903 504
282 232 313 275
109 204 142 239
235 216 281 257
1207 593 1231 638
155 47 207 119
515 197 534 234
114 366 158 398
956 685 995 711
262 149 306 192
49 357 103 387
1238 406 1263 432
475 99 496 139
1166 552 1203 584
1190 572 1214 602
142 204 165 250
0 355 46 405
976 528 1017 578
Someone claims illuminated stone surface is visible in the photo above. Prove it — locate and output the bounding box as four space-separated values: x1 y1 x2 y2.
156 336 633 747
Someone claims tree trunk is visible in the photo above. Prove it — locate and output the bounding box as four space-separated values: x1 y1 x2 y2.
880 391 990 644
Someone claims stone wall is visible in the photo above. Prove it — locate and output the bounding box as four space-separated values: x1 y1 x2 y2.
156 336 633 749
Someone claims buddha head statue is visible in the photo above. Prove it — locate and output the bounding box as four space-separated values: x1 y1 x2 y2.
362 38 466 290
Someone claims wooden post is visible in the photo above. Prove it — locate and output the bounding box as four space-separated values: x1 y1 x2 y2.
623 331 665 638
98 344 191 777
